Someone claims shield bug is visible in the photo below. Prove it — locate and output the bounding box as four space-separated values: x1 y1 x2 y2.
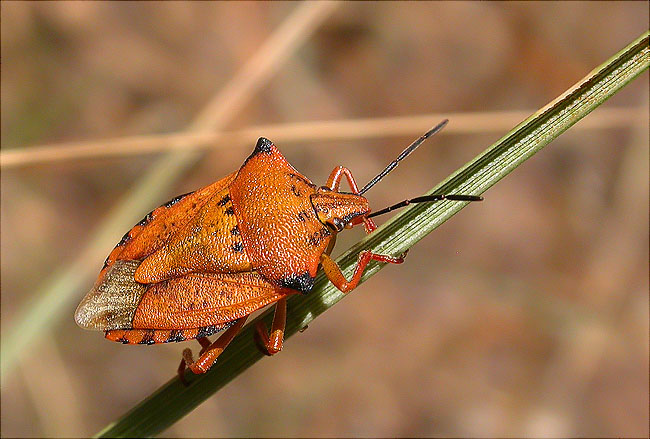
75 119 482 382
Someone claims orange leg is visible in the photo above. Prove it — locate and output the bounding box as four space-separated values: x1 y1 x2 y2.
360 216 378 234
320 250 406 293
254 298 287 356
197 337 212 351
178 317 248 384
326 166 361 193
177 337 211 384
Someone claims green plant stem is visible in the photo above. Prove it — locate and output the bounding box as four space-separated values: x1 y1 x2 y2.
97 31 649 438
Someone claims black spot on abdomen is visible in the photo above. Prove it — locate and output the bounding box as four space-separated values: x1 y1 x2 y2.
196 322 234 339
279 272 315 294
166 330 186 343
139 330 156 345
164 191 194 208
117 231 132 247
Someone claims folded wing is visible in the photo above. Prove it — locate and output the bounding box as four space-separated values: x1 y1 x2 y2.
75 259 295 344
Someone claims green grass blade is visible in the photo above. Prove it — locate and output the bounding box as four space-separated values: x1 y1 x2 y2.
97 31 649 438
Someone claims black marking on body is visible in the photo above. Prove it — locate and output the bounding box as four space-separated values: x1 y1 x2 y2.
164 191 194 208
279 272 315 294
139 330 156 345
254 137 273 154
102 256 111 270
217 194 231 206
117 231 132 247
291 184 301 197
224 206 235 216
231 242 244 252
244 137 274 164
297 210 311 222
136 211 154 227
133 191 194 230
288 172 316 189
167 330 186 343
308 227 331 247
196 324 224 339
110 332 129 344
230 226 240 236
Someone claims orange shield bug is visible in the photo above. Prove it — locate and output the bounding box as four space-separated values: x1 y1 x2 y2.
75 119 482 382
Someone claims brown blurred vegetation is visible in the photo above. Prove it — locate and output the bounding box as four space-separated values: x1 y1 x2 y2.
1 2 648 437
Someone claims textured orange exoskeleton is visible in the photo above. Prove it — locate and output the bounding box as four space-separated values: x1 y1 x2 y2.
75 121 482 381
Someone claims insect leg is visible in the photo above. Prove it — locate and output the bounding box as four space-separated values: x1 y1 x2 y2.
320 251 405 293
254 297 287 356
324 234 337 256
177 337 212 385
326 166 361 193
179 316 248 379
361 217 378 234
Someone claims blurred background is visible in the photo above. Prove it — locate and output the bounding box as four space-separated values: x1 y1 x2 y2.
1 2 648 437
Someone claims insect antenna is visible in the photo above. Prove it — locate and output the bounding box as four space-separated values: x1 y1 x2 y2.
359 118 482 219
367 194 483 218
359 119 449 195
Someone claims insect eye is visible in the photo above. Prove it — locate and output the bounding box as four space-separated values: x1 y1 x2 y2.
328 218 345 232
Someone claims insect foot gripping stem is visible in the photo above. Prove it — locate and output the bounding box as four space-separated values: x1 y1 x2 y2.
254 298 287 356
320 250 406 294
178 316 248 385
